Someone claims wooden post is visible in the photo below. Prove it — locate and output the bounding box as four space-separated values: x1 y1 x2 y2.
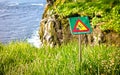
79 35 82 74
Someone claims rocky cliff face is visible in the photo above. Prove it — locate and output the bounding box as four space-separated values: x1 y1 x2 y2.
39 0 120 47
39 0 72 47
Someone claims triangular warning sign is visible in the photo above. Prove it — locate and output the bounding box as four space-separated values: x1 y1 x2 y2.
73 19 89 32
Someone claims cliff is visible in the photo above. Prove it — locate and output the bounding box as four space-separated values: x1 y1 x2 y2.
39 0 120 47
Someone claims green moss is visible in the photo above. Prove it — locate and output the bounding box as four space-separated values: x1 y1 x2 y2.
52 1 120 34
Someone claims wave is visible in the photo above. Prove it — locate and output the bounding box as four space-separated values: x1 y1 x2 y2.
0 2 44 7
8 3 19 6
27 30 42 48
31 3 44 6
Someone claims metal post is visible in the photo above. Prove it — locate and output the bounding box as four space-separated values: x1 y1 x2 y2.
79 35 82 74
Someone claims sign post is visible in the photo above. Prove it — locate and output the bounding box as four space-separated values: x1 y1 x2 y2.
79 34 82 74
69 16 92 74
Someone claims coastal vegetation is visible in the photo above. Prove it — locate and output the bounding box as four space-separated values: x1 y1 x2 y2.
0 42 120 75
0 0 120 75
54 0 120 33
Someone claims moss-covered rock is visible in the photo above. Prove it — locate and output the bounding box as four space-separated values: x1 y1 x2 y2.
39 0 120 47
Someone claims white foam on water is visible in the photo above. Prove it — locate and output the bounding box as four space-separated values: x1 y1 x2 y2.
31 3 44 6
27 30 42 48
8 2 19 6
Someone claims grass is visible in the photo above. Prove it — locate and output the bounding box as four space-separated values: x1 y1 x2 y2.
0 41 120 75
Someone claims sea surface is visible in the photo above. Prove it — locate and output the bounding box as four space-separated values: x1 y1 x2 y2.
0 0 46 47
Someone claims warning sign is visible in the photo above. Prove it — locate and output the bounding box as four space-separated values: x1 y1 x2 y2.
69 16 92 34
73 19 89 32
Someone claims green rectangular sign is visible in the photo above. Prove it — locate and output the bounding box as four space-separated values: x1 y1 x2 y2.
69 16 92 34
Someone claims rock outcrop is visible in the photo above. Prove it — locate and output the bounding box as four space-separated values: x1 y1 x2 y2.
39 0 120 47
39 0 73 47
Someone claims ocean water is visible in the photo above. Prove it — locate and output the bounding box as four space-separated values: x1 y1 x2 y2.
0 1 46 47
